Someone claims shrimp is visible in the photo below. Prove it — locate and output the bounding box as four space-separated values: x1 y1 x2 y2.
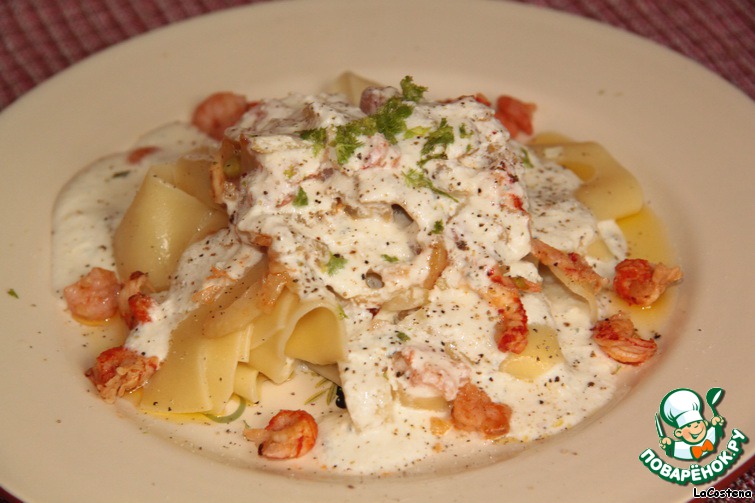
483 267 529 354
451 382 512 438
613 258 683 306
63 267 121 323
243 410 318 459
494 95 536 139
530 238 607 294
117 271 154 329
126 146 159 164
191 92 251 141
393 346 470 401
591 312 657 364
86 346 159 403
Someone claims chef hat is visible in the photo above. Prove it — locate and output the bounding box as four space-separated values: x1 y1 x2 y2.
660 389 704 428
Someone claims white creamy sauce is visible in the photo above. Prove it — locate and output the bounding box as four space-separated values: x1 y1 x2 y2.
53 84 631 476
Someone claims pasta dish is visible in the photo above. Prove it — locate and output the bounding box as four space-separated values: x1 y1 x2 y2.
53 73 682 474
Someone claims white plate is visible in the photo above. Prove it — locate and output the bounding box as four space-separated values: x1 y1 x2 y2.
1 1 753 501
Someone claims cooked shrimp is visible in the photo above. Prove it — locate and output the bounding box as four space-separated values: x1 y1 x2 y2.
126 146 159 164
451 382 512 438
86 346 159 403
591 312 657 364
63 267 121 323
191 92 251 141
530 238 607 294
613 258 683 306
494 95 536 139
483 268 529 354
243 409 318 459
393 346 470 401
118 271 154 328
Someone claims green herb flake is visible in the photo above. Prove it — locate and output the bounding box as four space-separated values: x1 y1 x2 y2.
334 117 376 165
373 97 413 144
300 127 328 156
430 220 445 235
7 288 18 299
381 254 399 263
400 76 427 102
421 118 455 157
325 253 347 275
292 186 309 207
519 147 534 168
404 125 431 139
337 304 348 319
283 165 297 179
396 331 410 342
458 123 472 138
403 168 458 202
111 170 131 179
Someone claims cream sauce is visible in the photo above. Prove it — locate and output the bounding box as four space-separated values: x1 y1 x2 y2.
53 83 641 476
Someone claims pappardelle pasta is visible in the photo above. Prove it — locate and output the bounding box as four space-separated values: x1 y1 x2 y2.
54 72 682 473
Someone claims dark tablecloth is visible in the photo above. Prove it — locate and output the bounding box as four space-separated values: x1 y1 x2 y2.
0 1 752 502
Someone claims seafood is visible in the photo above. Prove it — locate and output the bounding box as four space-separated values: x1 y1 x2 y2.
85 346 159 403
451 383 512 438
530 238 607 294
63 267 121 322
613 258 683 306
494 95 536 138
191 91 251 141
243 409 318 459
393 346 470 401
591 312 657 364
484 267 530 354
117 271 154 329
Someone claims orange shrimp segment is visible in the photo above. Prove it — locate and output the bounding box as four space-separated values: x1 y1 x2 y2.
451 383 512 438
494 95 536 139
86 346 159 403
63 267 121 322
613 258 683 306
591 312 657 364
485 268 529 354
191 92 251 141
118 271 155 328
243 410 318 459
530 238 607 294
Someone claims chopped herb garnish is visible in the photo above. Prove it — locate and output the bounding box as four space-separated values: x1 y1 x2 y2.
403 168 458 202
337 304 348 319
325 253 347 275
7 288 18 299
283 165 297 179
292 186 309 207
400 76 427 102
396 331 410 342
373 97 413 143
519 147 534 168
300 127 328 156
381 254 399 263
404 125 431 139
334 117 376 165
421 118 455 157
430 220 445 234
459 123 472 138
111 170 131 179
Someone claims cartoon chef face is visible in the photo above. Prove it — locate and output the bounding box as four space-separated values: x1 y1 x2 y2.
674 419 709 444
660 389 709 445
